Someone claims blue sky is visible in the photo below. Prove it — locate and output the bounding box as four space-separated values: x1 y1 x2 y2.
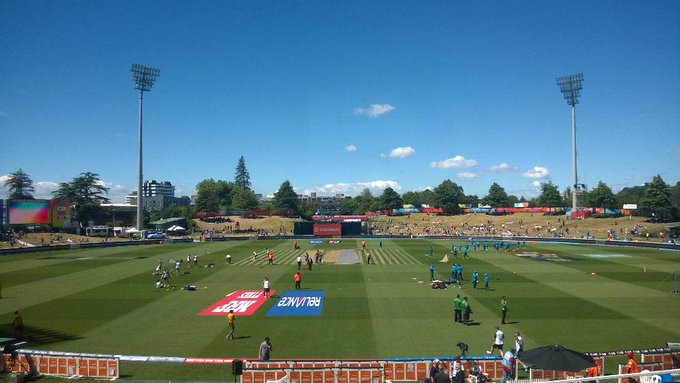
1 1 679 203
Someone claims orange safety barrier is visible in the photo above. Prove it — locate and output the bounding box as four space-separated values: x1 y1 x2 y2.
642 351 680 370
2 353 118 379
530 357 604 380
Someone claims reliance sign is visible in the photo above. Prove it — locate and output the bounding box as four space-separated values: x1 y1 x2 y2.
313 223 341 237
266 291 325 317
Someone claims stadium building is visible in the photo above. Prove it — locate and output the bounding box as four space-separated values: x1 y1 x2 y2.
125 180 190 212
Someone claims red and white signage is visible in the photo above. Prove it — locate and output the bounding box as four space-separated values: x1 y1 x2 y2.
199 290 273 316
313 223 341 236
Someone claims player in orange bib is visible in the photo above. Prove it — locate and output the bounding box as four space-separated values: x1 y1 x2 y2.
294 272 302 290
366 251 372 264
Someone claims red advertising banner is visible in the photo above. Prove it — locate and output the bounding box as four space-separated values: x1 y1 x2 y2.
313 223 341 236
199 290 273 316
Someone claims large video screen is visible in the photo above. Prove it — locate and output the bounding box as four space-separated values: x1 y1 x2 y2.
8 200 50 225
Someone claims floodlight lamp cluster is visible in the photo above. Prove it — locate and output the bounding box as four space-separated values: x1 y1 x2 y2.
131 64 160 92
556 73 584 106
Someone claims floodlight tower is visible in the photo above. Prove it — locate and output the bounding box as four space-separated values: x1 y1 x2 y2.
556 73 584 212
131 64 160 231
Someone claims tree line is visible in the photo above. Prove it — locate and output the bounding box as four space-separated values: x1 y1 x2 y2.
4 159 680 227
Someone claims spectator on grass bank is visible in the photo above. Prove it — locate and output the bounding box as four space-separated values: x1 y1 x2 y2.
259 337 272 361
13 310 24 338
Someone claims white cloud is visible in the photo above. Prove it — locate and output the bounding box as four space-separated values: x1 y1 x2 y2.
523 166 550 179
488 162 517 173
430 155 478 169
0 175 8 198
302 180 401 197
530 181 542 188
345 144 357 153
102 182 131 203
457 172 479 181
353 103 395 118
386 146 415 159
33 181 60 199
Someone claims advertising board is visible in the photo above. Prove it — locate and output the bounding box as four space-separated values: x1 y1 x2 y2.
8 199 50 225
313 223 341 236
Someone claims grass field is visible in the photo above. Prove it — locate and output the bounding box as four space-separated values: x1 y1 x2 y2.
1 239 679 380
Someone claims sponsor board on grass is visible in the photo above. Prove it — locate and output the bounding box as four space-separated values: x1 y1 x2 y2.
199 290 273 316
309 240 324 244
266 290 324 317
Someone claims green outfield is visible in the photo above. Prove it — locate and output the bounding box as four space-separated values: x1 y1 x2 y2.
1 239 679 380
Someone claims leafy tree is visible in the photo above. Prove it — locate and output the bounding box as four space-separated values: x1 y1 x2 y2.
299 201 320 220
339 198 359 215
355 188 378 213
433 179 465 214
639 175 675 221
562 186 573 208
379 187 403 210
401 191 421 207
482 182 510 207
615 185 645 207
194 179 235 212
4 168 35 199
273 180 300 214
536 182 562 207
231 186 260 210
462 194 479 207
671 182 680 212
52 172 110 227
587 181 618 209
419 189 436 207
234 156 251 190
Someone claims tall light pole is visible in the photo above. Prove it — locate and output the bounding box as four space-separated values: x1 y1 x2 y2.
131 64 160 231
556 73 584 212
